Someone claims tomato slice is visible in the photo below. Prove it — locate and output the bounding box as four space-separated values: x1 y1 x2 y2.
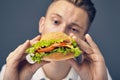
37 42 67 53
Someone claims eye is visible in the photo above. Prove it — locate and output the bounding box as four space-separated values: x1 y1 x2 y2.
53 20 60 25
71 27 79 33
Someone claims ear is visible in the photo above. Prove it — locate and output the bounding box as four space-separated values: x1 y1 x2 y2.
39 17 45 33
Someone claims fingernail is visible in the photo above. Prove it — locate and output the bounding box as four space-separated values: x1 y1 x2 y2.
26 40 30 42
72 36 77 39
25 40 30 44
86 34 90 36
70 33 74 36
85 34 91 38
36 35 41 38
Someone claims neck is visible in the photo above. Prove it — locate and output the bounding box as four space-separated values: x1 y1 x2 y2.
42 61 71 80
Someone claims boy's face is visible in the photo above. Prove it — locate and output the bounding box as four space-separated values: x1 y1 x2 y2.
39 0 89 39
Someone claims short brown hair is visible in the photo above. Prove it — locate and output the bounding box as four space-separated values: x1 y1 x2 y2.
52 0 96 24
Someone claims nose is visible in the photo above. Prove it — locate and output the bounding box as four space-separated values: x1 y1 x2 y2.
49 24 69 35
58 24 69 34
59 26 66 32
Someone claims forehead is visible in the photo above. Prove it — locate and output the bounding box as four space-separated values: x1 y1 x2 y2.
46 0 89 26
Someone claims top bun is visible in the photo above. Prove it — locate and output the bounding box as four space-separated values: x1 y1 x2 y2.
41 32 72 41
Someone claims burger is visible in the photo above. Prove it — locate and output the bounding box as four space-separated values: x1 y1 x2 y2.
26 32 82 63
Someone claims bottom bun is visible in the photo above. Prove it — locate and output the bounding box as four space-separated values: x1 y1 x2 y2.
42 53 74 61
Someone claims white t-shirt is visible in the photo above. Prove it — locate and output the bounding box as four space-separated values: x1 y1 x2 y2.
0 65 112 80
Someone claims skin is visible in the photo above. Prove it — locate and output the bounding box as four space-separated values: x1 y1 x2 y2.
3 0 108 80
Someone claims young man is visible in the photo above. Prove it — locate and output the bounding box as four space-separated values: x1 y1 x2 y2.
1 0 112 80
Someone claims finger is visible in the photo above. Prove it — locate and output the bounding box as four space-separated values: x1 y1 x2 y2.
14 40 30 60
73 36 93 55
30 35 41 45
31 35 41 42
6 45 23 61
85 34 98 49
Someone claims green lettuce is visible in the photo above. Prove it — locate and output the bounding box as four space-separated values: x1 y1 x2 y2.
26 39 82 62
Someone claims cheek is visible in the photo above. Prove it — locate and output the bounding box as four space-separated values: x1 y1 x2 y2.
42 26 50 34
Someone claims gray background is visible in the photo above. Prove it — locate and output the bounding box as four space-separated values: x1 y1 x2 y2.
0 0 120 80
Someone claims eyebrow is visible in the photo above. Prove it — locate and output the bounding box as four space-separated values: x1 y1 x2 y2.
71 23 83 30
51 13 62 19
